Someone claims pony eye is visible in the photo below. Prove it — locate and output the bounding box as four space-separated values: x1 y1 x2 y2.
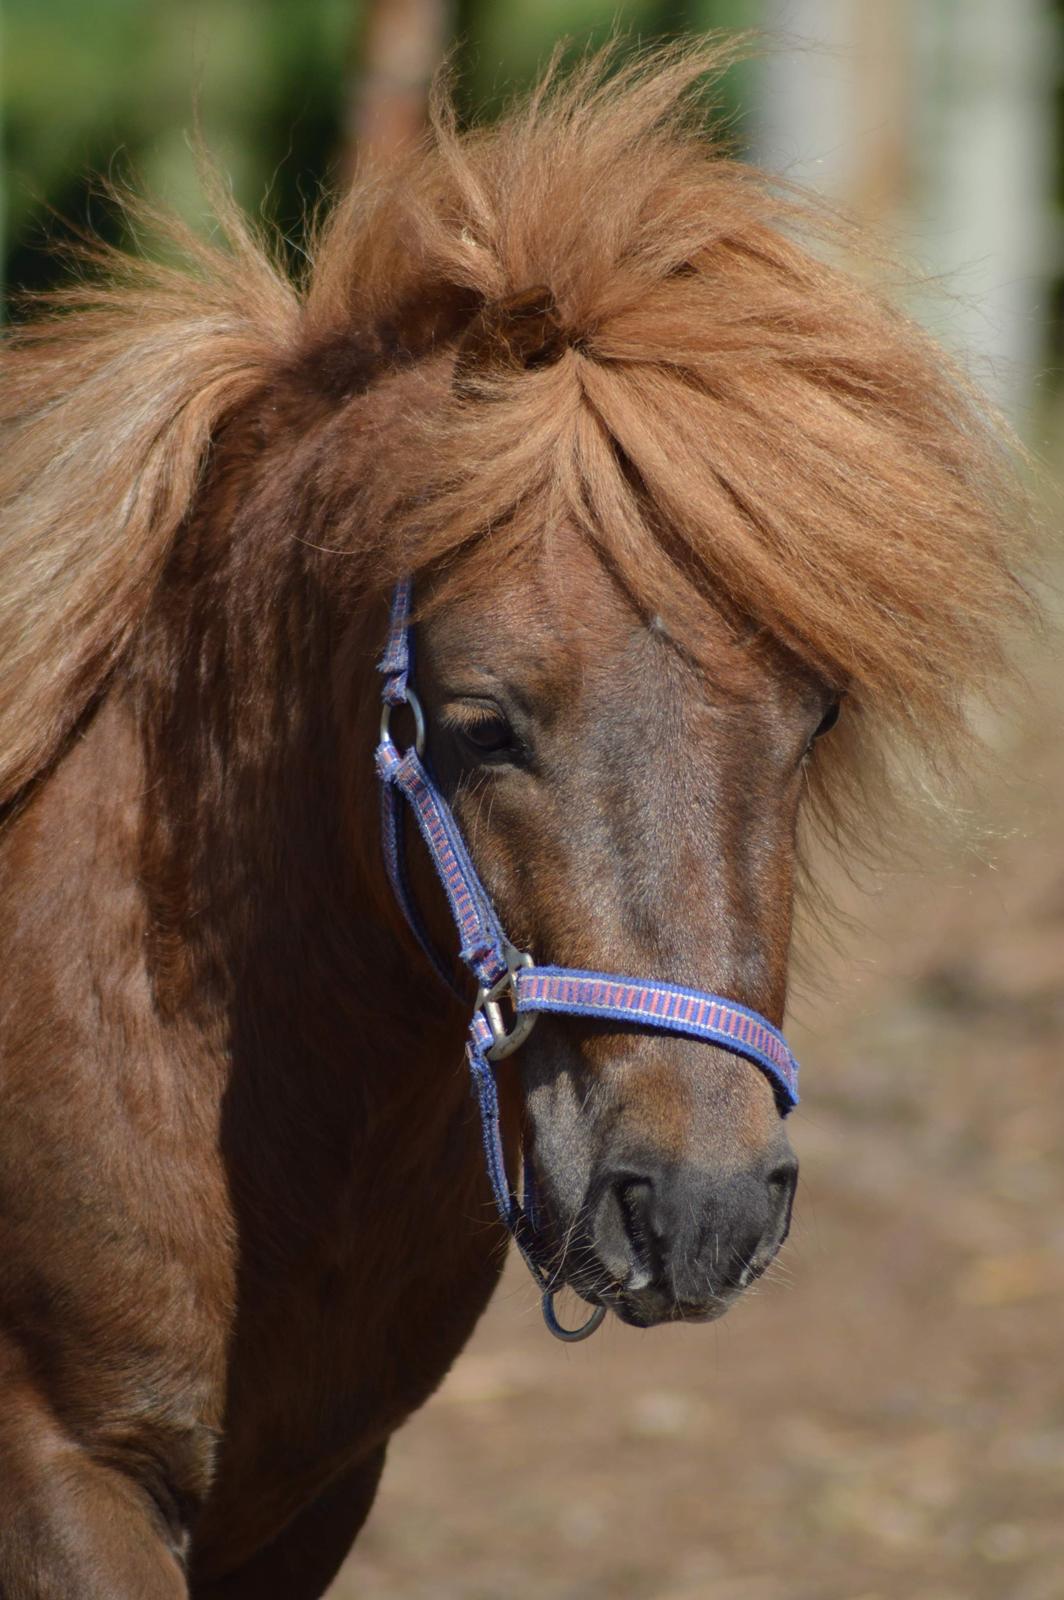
459 710 517 757
812 700 841 740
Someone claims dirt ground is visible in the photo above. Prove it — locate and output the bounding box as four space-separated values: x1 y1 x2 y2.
329 649 1064 1600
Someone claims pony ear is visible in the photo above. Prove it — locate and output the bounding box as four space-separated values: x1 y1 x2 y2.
453 285 569 388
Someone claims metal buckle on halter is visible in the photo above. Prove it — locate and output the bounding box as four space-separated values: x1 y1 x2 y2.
379 688 426 758
476 944 537 1061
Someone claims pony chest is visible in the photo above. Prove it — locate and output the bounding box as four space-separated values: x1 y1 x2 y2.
218 1078 507 1462
201 1128 504 1561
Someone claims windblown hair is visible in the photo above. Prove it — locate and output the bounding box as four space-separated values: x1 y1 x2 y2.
0 195 299 799
0 39 1035 849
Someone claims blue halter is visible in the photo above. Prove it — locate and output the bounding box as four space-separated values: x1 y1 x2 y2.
375 578 799 1341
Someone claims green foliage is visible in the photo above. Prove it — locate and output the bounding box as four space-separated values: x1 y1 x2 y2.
1 0 755 301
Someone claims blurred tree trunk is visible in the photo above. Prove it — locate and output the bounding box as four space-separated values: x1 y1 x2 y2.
753 0 1054 424
344 0 454 174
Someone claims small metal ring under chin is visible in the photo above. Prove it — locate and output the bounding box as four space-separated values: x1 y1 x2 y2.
379 688 426 758
541 1289 608 1343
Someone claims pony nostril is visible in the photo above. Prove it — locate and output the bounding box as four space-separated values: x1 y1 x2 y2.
593 1173 662 1290
766 1157 799 1227
616 1177 660 1290
767 1158 798 1203
749 1155 799 1275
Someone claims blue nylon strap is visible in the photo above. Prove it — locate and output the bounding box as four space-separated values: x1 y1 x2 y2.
377 773 459 995
466 1024 555 1287
378 580 511 991
379 575 414 705
375 577 801 1331
375 741 509 989
465 1018 519 1230
513 966 798 1109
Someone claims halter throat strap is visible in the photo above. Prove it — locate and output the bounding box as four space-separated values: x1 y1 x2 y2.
374 578 799 1341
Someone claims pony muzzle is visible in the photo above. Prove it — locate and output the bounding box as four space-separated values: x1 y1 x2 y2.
585 1143 799 1326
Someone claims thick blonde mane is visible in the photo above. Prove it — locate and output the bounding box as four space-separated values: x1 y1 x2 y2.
0 40 1034 844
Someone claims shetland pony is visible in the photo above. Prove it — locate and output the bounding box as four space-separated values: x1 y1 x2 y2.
0 43 1029 1599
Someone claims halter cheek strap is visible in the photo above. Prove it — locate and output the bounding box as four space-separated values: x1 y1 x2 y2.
375 578 799 1342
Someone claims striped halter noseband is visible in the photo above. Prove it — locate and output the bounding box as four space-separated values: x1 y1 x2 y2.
375 579 799 1342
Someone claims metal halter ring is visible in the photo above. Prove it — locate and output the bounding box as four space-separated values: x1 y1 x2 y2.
379 688 425 758
476 944 538 1061
542 1290 608 1343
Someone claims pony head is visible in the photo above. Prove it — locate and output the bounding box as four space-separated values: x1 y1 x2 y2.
311 45 1032 1321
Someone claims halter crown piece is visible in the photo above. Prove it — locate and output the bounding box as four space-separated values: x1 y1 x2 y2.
375 579 799 1342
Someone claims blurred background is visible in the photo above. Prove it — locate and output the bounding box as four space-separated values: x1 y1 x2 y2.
3 3 1062 1597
